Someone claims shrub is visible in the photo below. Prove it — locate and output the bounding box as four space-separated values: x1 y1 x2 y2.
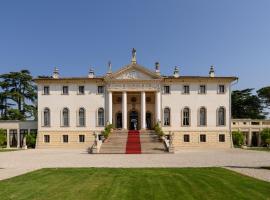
26 133 37 148
0 129 7 147
102 124 113 139
154 123 164 137
261 128 270 147
232 131 244 147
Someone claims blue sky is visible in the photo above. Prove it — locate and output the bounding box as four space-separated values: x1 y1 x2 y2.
0 0 269 90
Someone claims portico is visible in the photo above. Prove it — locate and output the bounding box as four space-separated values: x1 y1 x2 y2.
107 90 161 130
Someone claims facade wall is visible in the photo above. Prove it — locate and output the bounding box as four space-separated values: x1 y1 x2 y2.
161 82 230 132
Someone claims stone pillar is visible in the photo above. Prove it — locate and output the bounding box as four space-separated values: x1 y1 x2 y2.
141 91 146 129
155 91 161 123
247 129 252 147
122 91 127 130
17 129 20 148
108 91 113 124
6 129 10 148
257 132 261 147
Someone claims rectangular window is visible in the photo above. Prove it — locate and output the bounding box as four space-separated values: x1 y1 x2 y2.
78 86 85 95
199 85 206 94
164 86 170 94
62 86 69 95
44 135 50 143
184 134 190 142
219 134 225 142
63 135 69 143
200 134 206 142
43 86 50 95
79 135 85 143
183 85 190 94
97 86 104 94
218 85 225 94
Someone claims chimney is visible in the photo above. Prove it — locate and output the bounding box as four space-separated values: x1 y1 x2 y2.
107 61 112 75
173 66 180 78
155 62 160 75
52 67 59 79
209 65 215 77
88 67 95 78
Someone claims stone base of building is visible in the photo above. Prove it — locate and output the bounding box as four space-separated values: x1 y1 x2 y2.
36 131 95 149
172 131 232 149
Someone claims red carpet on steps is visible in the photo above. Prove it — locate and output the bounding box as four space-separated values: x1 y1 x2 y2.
126 130 141 154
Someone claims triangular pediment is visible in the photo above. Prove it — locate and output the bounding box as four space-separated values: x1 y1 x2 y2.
106 63 161 80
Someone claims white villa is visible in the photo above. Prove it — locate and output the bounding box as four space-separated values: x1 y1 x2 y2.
32 49 238 151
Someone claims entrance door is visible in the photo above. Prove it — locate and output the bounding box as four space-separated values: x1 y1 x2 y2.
251 132 258 147
129 110 138 130
116 112 122 129
146 112 152 129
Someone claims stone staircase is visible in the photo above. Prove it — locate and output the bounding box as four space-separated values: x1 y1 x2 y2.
99 130 167 154
99 130 128 154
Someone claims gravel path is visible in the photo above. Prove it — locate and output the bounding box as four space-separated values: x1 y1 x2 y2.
0 148 269 181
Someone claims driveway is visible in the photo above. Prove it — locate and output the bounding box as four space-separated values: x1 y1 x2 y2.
0 148 269 182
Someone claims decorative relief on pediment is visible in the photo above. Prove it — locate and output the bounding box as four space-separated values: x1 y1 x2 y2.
107 83 160 91
116 69 153 80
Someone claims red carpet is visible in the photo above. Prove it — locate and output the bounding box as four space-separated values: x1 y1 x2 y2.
126 130 141 154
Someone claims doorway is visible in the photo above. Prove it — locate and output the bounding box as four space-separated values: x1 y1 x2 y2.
116 112 122 129
146 112 152 129
129 110 138 130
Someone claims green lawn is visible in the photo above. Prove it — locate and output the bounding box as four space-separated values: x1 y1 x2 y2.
0 168 269 200
0 148 19 152
247 147 270 152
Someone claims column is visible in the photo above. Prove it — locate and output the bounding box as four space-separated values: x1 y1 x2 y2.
122 91 127 130
17 129 20 148
108 91 113 124
6 129 10 148
141 91 146 129
155 91 161 124
247 129 252 147
257 132 261 147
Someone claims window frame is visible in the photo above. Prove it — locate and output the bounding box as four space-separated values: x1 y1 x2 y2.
163 107 171 126
97 108 105 127
78 85 85 95
200 134 206 142
43 86 50 95
97 86 104 94
43 108 50 127
182 107 190 126
199 85 206 94
199 107 207 126
63 135 69 143
163 85 170 94
183 85 190 94
218 84 225 94
62 108 70 127
217 107 226 126
62 86 69 95
78 108 86 127
79 135 85 143
183 134 190 142
219 134 225 142
44 135 50 143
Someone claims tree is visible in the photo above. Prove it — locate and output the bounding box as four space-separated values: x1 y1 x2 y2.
261 128 270 147
0 70 37 120
232 131 244 147
232 89 265 119
257 86 270 109
0 129 7 147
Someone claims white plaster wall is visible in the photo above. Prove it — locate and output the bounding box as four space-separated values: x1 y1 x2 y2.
38 83 105 131
161 82 230 132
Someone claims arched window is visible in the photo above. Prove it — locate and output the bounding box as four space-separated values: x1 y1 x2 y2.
164 108 170 126
43 108 50 126
98 108 104 126
63 108 69 127
218 107 226 126
79 108 85 127
183 107 190 126
199 107 207 126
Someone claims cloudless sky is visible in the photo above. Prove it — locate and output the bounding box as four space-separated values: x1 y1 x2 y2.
0 0 270 90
